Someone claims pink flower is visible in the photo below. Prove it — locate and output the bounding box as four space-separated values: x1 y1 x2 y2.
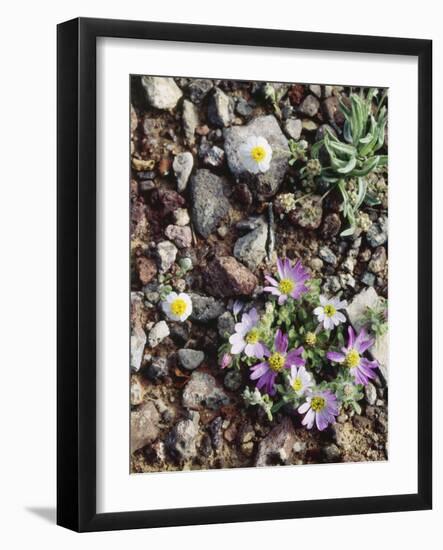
220 353 232 369
298 390 339 431
264 257 310 305
250 329 305 396
327 326 379 385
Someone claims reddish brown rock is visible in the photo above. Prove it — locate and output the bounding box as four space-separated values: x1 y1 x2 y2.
135 256 157 285
204 256 258 297
151 188 185 214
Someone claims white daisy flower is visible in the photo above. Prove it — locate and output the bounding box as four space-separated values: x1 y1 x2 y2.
289 365 314 396
162 291 192 322
239 136 273 174
313 295 347 330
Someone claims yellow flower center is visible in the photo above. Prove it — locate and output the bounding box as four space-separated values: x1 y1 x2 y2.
245 328 259 344
305 332 317 346
345 349 360 368
292 377 302 392
278 278 295 295
324 304 336 317
268 352 285 372
250 145 266 162
311 396 326 412
170 297 187 316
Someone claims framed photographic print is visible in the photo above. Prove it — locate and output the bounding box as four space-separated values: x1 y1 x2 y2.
57 17 432 532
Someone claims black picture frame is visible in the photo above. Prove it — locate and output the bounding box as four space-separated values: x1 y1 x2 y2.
57 17 432 532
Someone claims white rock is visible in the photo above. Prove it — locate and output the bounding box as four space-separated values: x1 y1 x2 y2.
147 321 170 348
156 240 178 273
173 208 190 226
141 76 182 110
130 326 146 371
182 99 199 145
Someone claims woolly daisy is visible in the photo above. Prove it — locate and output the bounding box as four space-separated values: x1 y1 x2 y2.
239 136 272 174
229 308 265 358
161 291 192 322
314 295 347 330
327 326 379 386
289 365 314 396
298 390 339 431
250 329 305 396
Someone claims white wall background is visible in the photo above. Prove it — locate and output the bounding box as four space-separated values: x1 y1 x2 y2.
0 0 440 547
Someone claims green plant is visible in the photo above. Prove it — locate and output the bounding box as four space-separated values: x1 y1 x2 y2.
311 88 388 236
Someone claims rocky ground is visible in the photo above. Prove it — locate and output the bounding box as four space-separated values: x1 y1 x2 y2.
130 76 388 472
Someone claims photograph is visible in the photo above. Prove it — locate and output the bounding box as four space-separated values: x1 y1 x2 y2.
129 75 389 473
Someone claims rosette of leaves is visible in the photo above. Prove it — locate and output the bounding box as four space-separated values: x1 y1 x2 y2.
310 88 388 236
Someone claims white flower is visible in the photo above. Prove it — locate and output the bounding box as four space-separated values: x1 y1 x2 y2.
289 365 314 396
162 291 192 322
314 295 347 330
239 136 272 174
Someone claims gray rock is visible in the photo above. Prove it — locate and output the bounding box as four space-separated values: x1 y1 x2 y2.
368 246 387 273
233 216 268 270
323 276 341 294
224 115 289 199
322 443 341 462
208 87 232 127
189 169 230 238
164 225 192 249
173 152 193 192
309 84 322 98
182 99 199 145
178 349 205 371
365 382 377 405
255 417 296 467
361 271 376 286
166 412 200 460
141 76 182 110
189 293 225 322
284 118 302 140
217 311 235 338
236 97 253 117
182 371 230 411
319 246 338 266
130 326 146 371
200 143 225 168
130 376 144 405
156 240 178 273
131 401 160 453
187 79 213 103
146 356 169 381
224 369 242 391
300 94 320 117
366 216 388 247
147 321 170 348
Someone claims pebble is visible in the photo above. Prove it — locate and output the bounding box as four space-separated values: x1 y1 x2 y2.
130 326 146 371
321 213 341 238
130 376 144 405
233 217 268 270
200 143 225 168
189 169 230 238
173 152 193 192
300 94 320 117
141 76 182 110
284 118 302 140
156 240 178 273
208 87 232 127
322 443 341 462
131 401 160 453
204 256 258 298
146 356 169 381
187 79 213 103
189 293 225 322
217 311 235 338
166 412 200 460
309 84 322 97
368 246 387 273
182 371 230 411
178 349 205 371
172 208 190 226
236 97 253 117
182 99 199 145
319 246 338 266
164 225 192 249
366 216 388 247
147 321 170 348
255 418 296 467
361 271 376 286
365 382 377 406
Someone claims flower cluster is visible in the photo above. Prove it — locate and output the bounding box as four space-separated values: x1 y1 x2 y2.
219 256 381 432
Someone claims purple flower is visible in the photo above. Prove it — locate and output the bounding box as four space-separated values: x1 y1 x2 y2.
232 299 244 318
327 326 379 386
229 308 265 358
298 390 339 431
264 257 310 305
250 329 305 396
220 353 232 369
